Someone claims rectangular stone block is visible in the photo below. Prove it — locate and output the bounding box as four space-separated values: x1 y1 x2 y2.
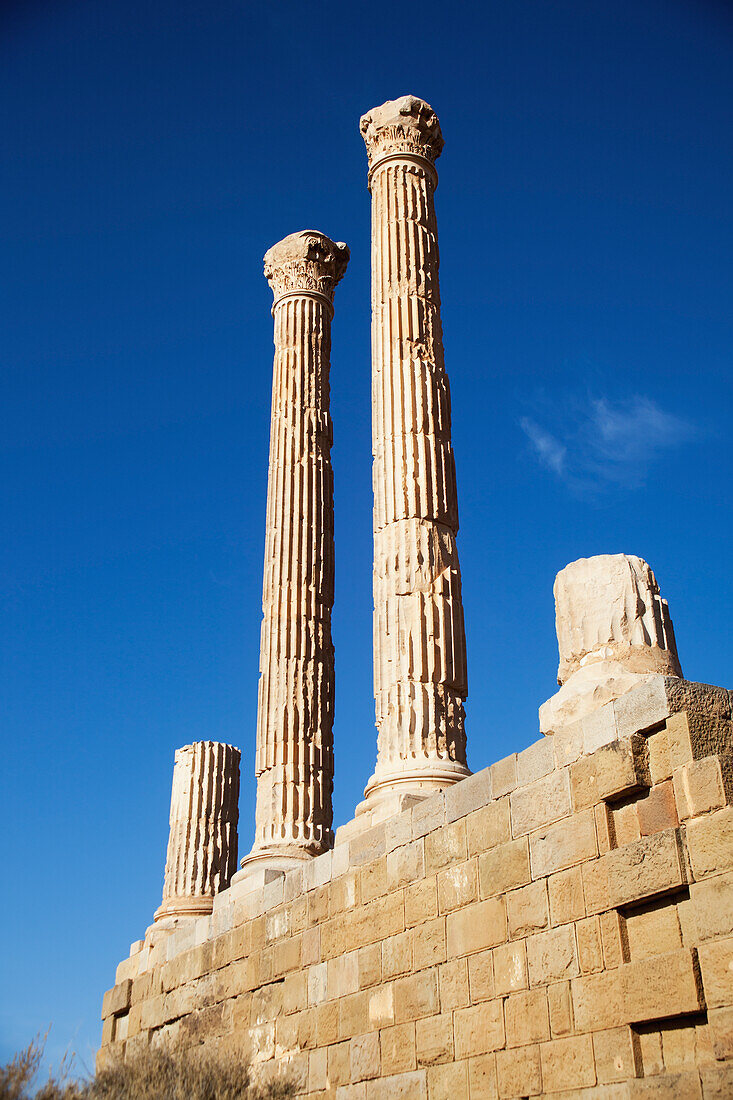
315 1001 339 1046
350 823 387 867
438 958 469 1011
328 952 360 999
328 1039 352 1087
548 866 585 926
351 1032 380 1082
424 819 467 874
506 880 548 939
411 794 445 840
466 799 511 857
623 899 683 960
605 828 686 909
529 808 598 877
620 948 704 1022
102 1015 119 1047
446 898 507 958
571 735 650 813
613 676 671 737
382 931 412 980
593 1025 639 1083
539 1034 595 1092
387 840 424 891
674 756 730 821
364 1070 427 1099
491 754 518 798
367 984 394 1030
516 736 555 786
576 915 604 973
444 768 492 824
637 780 679 836
102 979 132 1019
553 719 584 769
600 909 626 968
510 769 571 836
330 873 360 917
581 855 611 915
686 806 733 880
493 940 528 996
547 981 572 1037
504 988 550 1046
393 969 439 1023
308 1046 327 1092
359 943 382 989
361 857 388 902
467 948 494 1003
415 1013 454 1066
425 1060 468 1100
379 1022 416 1076
526 923 579 986
467 1053 497 1100
708 1006 733 1060
384 810 414 855
582 702 618 753
697 937 733 1008
496 1045 541 1099
478 838 530 899
405 878 438 928
612 799 641 847
690 873 733 940
571 970 624 1030
338 990 370 1040
436 860 478 913
412 917 446 971
454 1000 504 1058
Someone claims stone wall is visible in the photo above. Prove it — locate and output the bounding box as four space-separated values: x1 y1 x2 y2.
100 676 733 1098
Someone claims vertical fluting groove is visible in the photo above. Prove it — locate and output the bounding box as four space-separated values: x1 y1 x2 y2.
361 97 469 798
158 741 240 917
245 232 348 863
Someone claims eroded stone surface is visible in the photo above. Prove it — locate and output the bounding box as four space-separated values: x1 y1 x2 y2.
242 230 348 870
540 554 682 734
361 96 469 808
155 741 240 921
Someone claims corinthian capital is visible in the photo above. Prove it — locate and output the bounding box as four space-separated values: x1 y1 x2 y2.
263 230 349 308
360 95 444 172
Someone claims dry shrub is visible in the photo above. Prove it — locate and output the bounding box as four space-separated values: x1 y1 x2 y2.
1 1040 294 1100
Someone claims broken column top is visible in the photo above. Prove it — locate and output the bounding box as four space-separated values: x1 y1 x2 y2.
263 231 350 306
554 554 682 684
360 95 444 172
540 553 682 734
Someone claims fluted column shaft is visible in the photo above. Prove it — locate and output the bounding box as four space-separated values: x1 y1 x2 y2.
244 231 348 868
361 96 469 804
156 741 240 921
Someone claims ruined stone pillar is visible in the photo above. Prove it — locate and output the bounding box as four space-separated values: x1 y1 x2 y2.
360 96 470 810
540 554 682 733
154 741 240 921
240 231 349 874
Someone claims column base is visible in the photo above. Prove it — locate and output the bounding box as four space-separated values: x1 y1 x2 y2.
231 844 322 894
357 759 471 817
153 895 214 924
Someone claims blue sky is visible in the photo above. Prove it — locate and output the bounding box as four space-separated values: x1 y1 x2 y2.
1 0 731 1074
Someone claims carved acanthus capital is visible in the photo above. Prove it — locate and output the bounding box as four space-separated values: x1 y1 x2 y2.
264 231 349 309
360 95 444 174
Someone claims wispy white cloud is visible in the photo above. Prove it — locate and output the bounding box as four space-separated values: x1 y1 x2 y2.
521 394 696 492
519 417 567 476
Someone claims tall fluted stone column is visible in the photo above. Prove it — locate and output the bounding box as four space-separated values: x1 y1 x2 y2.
240 231 348 875
360 96 470 810
540 554 682 734
154 741 240 922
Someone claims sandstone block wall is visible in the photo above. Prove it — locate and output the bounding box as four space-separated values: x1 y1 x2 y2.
101 677 733 1098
